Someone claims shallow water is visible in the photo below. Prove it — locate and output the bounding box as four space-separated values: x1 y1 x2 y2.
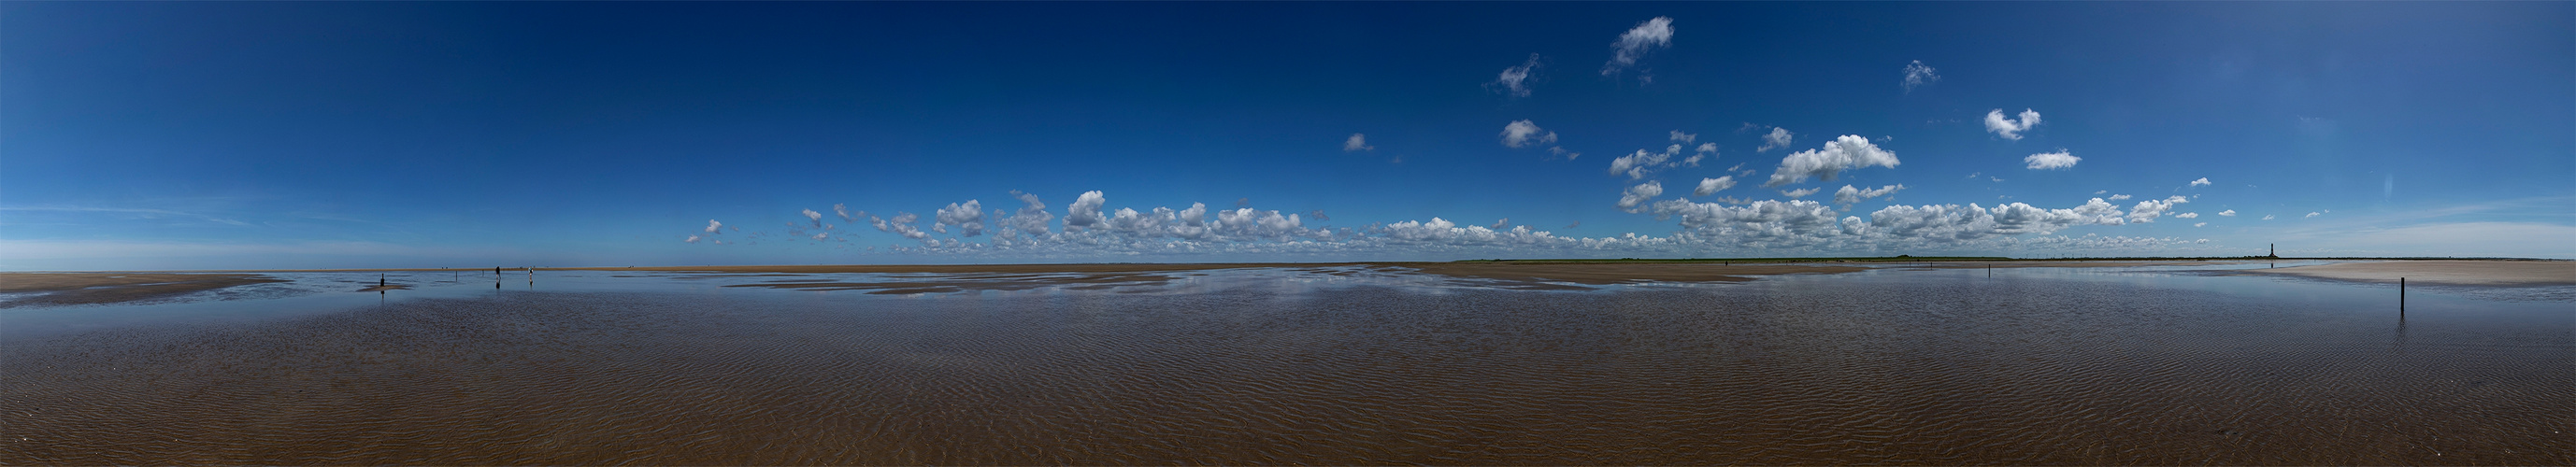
3 265 2569 464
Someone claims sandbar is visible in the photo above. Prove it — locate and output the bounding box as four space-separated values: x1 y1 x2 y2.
0 273 289 306
2246 260 2576 287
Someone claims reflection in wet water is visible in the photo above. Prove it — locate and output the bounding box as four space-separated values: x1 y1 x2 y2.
1 266 2569 464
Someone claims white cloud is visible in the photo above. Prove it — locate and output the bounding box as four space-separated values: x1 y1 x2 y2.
2305 211 2322 219
1490 53 1540 97
1765 134 1901 187
2189 177 2212 188
1610 144 1694 179
935 199 986 237
1833 184 1906 205
2194 222 2207 227
1003 191 1053 235
1966 172 1982 179
1780 188 1821 199
1669 130 1696 143
2024 150 2081 170
1376 218 1563 247
684 234 701 243
869 212 932 242
1501 120 1558 149
2175 212 2199 219
1549 147 1581 160
2218 209 2238 217
1065 191 1108 232
1343 133 1374 151
1758 127 1793 152
1694 177 1737 196
833 204 860 222
813 233 829 241
2108 194 2133 201
1983 108 2042 140
1490 218 1510 229
2125 195 2190 223
2262 215 2276 220
1617 180 1664 212
1902 60 1939 92
801 208 824 228
1602 17 1674 77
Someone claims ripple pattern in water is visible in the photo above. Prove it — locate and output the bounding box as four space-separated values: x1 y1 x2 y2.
3 273 2570 464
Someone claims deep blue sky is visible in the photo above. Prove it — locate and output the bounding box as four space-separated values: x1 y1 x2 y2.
5 2 2570 269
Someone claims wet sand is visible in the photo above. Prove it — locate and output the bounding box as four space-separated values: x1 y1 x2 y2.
4 271 2566 465
0 273 287 306
2251 260 2576 287
1394 262 1865 285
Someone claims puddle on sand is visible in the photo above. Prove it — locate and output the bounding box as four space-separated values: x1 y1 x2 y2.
0 266 2568 464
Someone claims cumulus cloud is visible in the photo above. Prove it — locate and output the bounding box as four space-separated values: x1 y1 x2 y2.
1669 130 1696 144
1549 147 1581 160
1602 17 1674 78
1065 191 1108 232
685 234 701 243
1610 145 1674 179
1780 188 1822 199
1833 184 1906 205
2024 150 2081 170
935 199 986 237
2125 195 2189 223
1758 127 1793 152
2305 211 2322 219
1501 120 1558 149
2174 212 2198 219
2218 209 2237 217
1617 180 1664 212
1343 134 1374 151
999 191 1053 235
2195 222 2207 227
1694 177 1737 196
870 212 932 241
705 219 723 234
1376 218 1563 248
1983 108 2042 140
1490 219 1510 229
1490 53 1540 97
1902 60 1939 92
2108 194 2132 201
833 204 860 222
813 233 829 241
2189 177 2211 188
1765 134 1901 187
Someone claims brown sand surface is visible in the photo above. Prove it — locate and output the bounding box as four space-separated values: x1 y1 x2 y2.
0 273 288 306
2250 260 2576 286
723 272 1180 294
1915 261 2255 269
573 262 1360 274
1395 262 1866 284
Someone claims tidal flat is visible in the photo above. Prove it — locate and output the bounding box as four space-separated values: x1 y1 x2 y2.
1 262 2569 464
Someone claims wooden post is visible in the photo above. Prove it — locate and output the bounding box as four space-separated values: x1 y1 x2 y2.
2400 277 2407 318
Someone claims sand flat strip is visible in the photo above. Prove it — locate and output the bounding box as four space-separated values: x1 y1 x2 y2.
593 262 1868 288
0 273 289 306
2251 261 2576 287
1396 262 1867 285
1919 261 2256 269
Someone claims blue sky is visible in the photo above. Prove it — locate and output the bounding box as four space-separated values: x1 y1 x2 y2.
4 2 2570 270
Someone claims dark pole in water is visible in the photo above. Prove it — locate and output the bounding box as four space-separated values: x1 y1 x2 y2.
2400 277 2407 318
